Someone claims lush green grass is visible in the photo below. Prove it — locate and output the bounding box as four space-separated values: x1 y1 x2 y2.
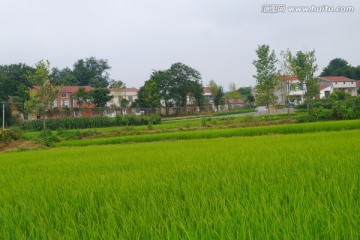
55 119 360 147
0 130 359 239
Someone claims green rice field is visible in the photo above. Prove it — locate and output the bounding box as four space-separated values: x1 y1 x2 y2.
0 128 359 239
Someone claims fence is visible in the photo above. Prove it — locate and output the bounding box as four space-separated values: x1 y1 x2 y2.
1 101 255 127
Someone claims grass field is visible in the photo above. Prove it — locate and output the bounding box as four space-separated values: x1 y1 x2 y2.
0 129 359 239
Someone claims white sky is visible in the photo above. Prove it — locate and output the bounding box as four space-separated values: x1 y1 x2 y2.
1 0 359 89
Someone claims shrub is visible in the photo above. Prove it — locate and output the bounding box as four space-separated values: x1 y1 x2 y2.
0 129 22 142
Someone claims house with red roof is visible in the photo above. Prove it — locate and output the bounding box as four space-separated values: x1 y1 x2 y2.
319 76 357 96
274 75 358 106
356 81 360 95
54 86 94 109
32 85 95 117
276 76 306 105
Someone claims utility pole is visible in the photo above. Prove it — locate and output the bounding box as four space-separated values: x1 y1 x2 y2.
2 102 4 130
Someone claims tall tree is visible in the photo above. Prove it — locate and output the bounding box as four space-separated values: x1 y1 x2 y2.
227 82 241 100
321 58 352 77
73 57 111 88
136 79 161 113
253 44 278 118
50 67 77 86
25 60 60 131
0 63 35 120
91 88 113 108
139 63 203 115
209 80 224 111
284 49 318 112
167 62 203 112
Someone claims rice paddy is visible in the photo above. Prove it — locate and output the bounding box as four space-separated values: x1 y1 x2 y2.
0 128 359 239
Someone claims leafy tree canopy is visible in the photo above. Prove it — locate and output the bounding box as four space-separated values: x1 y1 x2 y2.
253 44 278 116
91 88 113 108
321 58 360 79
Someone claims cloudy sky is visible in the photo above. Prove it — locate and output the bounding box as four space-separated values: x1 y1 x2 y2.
1 0 359 89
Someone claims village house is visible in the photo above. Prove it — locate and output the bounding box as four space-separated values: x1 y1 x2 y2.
318 76 357 96
275 75 358 106
32 85 94 118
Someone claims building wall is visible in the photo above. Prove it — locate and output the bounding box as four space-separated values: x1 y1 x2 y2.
107 88 138 107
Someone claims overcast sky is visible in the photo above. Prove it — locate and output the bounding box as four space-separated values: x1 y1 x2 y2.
1 0 359 89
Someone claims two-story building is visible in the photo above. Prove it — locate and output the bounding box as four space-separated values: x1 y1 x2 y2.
319 76 357 96
53 86 94 108
276 76 306 105
107 87 139 107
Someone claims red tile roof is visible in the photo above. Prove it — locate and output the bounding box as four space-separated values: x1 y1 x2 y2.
60 86 94 93
203 87 211 94
110 87 138 92
319 84 332 91
33 85 94 92
279 75 298 81
226 98 245 104
319 76 356 82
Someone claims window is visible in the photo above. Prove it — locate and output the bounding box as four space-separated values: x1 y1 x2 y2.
128 96 133 102
52 101 57 107
61 100 69 107
61 93 67 98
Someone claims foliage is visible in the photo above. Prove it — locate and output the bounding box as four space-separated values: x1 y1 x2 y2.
208 80 225 111
136 79 161 111
253 44 278 118
321 58 360 79
329 90 351 101
50 67 77 86
139 63 204 115
72 57 111 88
19 114 161 131
283 49 318 112
167 62 203 109
73 87 92 108
25 61 60 131
91 88 113 108
226 82 241 100
0 129 22 142
305 96 360 121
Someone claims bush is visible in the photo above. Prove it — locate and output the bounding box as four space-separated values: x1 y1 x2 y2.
38 129 59 147
0 129 22 142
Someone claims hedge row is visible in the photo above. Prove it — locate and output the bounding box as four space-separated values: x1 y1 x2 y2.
19 114 161 131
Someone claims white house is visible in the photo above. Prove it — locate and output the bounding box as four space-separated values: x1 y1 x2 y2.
319 76 357 96
275 75 358 106
319 84 333 99
276 76 306 105
107 87 138 107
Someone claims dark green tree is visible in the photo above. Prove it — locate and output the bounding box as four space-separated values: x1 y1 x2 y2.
321 58 353 78
73 87 92 117
167 63 203 111
136 79 161 112
50 67 77 86
209 80 225 111
91 88 113 108
73 57 111 88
